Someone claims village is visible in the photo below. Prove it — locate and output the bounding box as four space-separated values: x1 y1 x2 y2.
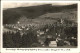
3 17 77 48
3 4 77 48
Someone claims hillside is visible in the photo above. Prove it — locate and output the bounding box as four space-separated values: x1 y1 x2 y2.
3 4 77 24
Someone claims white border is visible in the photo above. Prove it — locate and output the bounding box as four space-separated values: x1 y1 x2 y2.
1 1 80 53
1 0 80 1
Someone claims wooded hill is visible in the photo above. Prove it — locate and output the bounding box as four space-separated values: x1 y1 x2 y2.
3 4 77 24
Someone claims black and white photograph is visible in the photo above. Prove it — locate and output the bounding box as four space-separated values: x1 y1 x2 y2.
3 2 78 48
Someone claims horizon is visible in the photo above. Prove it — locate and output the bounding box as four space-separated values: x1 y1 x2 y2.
3 2 76 10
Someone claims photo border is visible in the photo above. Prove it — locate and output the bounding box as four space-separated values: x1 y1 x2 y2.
0 1 80 53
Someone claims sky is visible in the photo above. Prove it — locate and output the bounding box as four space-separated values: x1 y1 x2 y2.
3 2 76 9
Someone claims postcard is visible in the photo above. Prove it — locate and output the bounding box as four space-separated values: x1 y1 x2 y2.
0 1 80 53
